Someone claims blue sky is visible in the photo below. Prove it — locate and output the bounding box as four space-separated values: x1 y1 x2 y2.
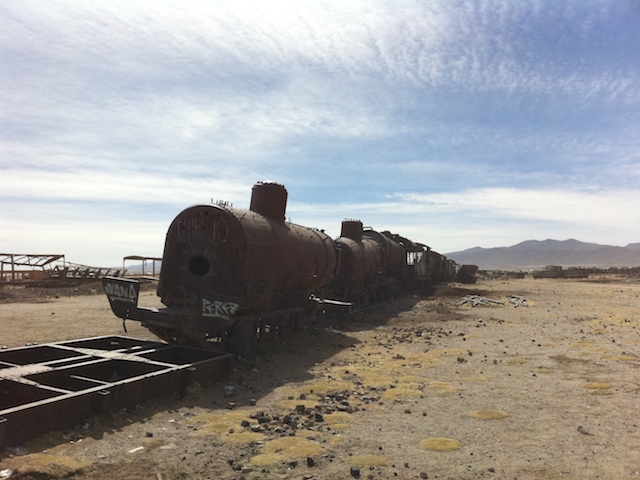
2 0 639 267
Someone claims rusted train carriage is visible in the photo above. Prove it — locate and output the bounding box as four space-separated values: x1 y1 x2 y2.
332 220 405 303
103 181 461 358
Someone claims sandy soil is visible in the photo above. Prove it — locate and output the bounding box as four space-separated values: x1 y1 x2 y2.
1 277 639 480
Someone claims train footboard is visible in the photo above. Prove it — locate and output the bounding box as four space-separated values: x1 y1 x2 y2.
102 277 234 348
102 276 179 327
102 276 143 319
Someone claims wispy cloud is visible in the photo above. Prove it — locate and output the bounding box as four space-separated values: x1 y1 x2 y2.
2 0 639 265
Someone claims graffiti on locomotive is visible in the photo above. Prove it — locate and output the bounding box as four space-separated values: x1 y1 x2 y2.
177 215 230 245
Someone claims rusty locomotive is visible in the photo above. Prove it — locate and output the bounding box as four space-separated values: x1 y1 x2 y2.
103 182 462 358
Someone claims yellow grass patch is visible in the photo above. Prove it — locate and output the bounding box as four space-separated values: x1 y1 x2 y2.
250 437 324 465
503 358 528 364
348 454 389 466
582 382 612 390
355 369 395 389
467 409 509 420
321 405 357 431
600 354 637 362
0 454 92 478
536 368 555 373
324 411 352 424
300 379 354 395
429 381 459 394
188 410 258 436
571 340 595 347
420 437 462 451
589 346 614 353
330 423 351 430
381 383 423 400
582 381 614 394
224 431 266 445
459 374 491 382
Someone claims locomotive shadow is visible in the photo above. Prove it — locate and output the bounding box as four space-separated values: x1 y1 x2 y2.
15 287 484 454
325 285 488 333
181 285 484 408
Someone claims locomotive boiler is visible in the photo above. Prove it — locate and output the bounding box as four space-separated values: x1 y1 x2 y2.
104 182 338 358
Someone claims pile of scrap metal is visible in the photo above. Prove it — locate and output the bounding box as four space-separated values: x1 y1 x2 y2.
456 264 479 284
479 270 526 280
508 295 528 307
457 294 528 307
532 265 588 279
457 295 504 307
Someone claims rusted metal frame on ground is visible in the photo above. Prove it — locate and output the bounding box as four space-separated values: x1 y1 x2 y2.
0 335 233 448
508 295 528 307
457 295 505 307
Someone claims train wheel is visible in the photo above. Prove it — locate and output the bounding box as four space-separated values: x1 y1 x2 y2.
228 319 256 361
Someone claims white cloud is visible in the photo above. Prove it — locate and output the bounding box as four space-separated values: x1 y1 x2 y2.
2 0 640 265
1 168 250 207
289 187 640 253
392 188 639 227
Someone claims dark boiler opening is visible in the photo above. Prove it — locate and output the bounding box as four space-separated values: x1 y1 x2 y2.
189 255 210 276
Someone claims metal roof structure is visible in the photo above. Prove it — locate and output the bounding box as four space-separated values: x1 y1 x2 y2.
123 255 162 277
0 254 65 283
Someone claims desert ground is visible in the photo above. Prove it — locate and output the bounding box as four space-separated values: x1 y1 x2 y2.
1 276 639 480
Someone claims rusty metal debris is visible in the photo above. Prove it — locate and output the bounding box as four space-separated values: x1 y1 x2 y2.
458 295 528 307
0 335 232 448
508 295 528 307
457 295 505 307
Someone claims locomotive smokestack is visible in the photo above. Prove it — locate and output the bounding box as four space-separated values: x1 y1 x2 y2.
249 181 288 223
340 220 363 242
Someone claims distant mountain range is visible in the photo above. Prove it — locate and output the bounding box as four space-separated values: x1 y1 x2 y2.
446 239 640 270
